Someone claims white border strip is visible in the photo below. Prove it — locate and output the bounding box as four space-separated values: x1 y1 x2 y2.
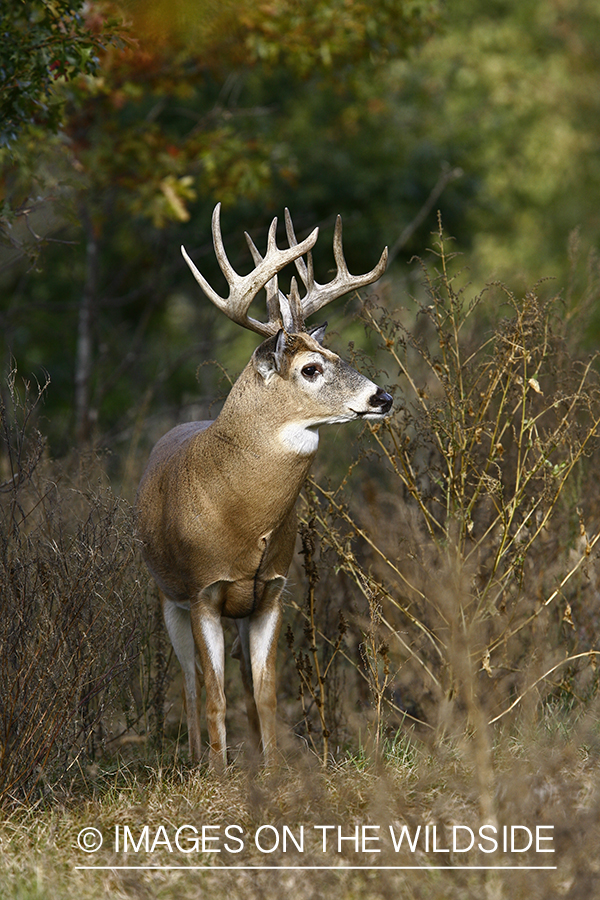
76 864 557 871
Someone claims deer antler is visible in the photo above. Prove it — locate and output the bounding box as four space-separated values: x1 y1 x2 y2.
181 203 388 337
284 209 388 321
181 203 318 337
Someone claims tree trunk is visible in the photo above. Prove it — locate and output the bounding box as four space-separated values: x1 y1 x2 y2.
75 210 98 445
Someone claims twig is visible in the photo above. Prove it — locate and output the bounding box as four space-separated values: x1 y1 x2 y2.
387 166 463 265
488 651 600 724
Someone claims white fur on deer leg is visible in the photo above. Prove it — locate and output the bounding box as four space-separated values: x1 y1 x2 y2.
162 599 196 684
250 606 280 678
200 615 225 685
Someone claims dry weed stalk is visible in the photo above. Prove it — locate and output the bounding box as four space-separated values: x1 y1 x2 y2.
359 587 393 759
285 517 347 765
301 219 600 751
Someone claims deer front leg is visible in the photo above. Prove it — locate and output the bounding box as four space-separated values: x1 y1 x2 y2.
190 593 227 770
232 619 262 758
161 594 203 762
249 577 285 764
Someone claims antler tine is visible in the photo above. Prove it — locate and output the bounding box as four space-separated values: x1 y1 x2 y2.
284 207 310 284
210 202 237 284
181 203 319 337
283 208 388 322
244 230 288 331
288 276 305 333
266 215 280 255
331 215 348 278
244 229 263 267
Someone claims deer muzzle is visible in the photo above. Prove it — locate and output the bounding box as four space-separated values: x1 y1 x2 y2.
368 387 393 415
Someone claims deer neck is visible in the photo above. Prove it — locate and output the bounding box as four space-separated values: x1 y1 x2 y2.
218 363 319 453
196 364 317 520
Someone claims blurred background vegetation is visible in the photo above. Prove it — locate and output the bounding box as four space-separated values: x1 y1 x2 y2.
3 0 600 457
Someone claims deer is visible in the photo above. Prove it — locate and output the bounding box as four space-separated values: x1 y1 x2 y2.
135 203 392 770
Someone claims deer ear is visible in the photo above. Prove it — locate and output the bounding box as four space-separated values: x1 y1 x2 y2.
308 322 327 345
252 329 287 380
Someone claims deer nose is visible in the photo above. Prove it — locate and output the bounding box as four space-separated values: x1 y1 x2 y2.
369 387 393 414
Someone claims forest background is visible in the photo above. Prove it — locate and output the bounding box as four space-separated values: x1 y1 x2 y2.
2 2 600 898
3 0 600 452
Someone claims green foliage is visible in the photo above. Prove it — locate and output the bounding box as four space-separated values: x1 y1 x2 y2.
241 0 439 74
391 0 600 287
0 0 122 149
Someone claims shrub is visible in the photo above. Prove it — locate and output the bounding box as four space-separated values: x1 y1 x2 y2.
295 224 600 763
0 369 146 804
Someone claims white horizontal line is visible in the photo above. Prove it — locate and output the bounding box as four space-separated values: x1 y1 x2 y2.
75 865 557 871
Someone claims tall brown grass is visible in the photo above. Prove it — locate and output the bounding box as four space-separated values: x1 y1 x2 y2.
0 368 155 804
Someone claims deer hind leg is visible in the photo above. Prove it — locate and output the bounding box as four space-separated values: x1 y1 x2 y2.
161 595 202 762
232 619 262 758
190 591 227 771
248 577 285 764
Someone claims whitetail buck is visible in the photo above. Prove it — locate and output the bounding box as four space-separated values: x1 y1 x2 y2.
136 203 392 769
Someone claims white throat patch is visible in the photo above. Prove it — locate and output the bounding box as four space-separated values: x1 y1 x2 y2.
279 422 320 456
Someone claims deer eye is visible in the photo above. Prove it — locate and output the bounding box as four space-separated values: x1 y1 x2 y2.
301 363 323 381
